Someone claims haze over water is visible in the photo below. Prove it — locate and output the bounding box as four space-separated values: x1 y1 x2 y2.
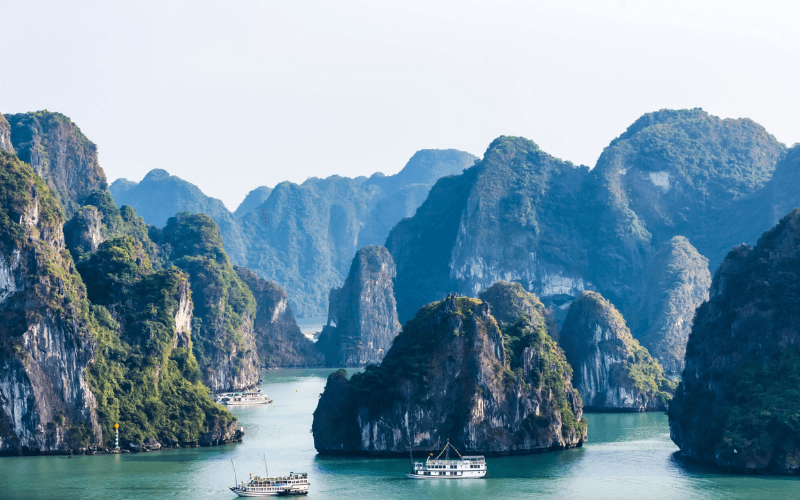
1 369 797 500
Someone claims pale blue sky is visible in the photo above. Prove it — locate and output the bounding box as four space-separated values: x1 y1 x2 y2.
3 0 798 209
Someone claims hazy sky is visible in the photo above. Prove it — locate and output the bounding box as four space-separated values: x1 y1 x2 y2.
3 0 799 209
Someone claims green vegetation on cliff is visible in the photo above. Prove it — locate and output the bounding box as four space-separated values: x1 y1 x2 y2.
313 293 587 455
0 151 62 244
670 210 800 473
79 237 234 446
561 292 676 411
6 111 108 218
161 213 258 386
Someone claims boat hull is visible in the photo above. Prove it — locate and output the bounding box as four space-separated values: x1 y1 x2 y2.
230 485 309 497
404 471 486 479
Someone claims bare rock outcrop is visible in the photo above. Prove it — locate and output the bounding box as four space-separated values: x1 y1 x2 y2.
0 151 101 453
234 266 323 367
560 292 676 412
629 236 711 376
316 246 400 366
0 113 13 153
6 111 108 218
63 206 106 256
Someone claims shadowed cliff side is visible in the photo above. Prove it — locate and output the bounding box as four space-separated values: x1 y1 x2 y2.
234 265 323 368
316 245 401 367
628 236 710 376
669 209 800 474
560 292 676 412
312 294 586 456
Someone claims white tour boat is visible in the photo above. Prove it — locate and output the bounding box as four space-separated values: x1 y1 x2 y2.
229 457 309 497
230 472 309 497
405 440 487 479
215 389 273 406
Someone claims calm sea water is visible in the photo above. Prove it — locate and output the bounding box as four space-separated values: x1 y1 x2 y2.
295 316 327 334
1 368 798 500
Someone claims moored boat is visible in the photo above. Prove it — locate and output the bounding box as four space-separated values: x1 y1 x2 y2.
405 440 487 479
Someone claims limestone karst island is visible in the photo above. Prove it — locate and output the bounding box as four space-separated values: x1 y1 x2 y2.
2 2 799 499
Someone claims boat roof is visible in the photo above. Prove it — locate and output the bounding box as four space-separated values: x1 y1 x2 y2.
461 455 485 459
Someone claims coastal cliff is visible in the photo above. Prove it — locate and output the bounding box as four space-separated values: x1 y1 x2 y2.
312 292 586 455
0 150 101 453
560 292 676 411
316 246 400 366
234 266 323 367
669 210 800 474
6 111 108 218
160 214 260 391
78 235 239 449
629 237 710 376
0 113 13 153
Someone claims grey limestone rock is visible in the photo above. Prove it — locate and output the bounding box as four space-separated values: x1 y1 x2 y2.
629 236 711 376
312 294 586 455
316 245 400 366
560 292 676 412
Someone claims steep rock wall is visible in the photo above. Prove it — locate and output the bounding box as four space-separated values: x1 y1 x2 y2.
560 292 676 411
315 246 400 366
669 210 800 474
628 236 710 376
234 266 323 367
0 151 101 453
0 113 13 153
6 111 108 218
312 295 586 455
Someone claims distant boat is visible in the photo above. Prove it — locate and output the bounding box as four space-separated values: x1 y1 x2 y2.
405 440 487 479
215 390 273 406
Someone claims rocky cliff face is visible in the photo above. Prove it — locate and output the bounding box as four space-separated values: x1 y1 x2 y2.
160 213 259 391
6 111 108 218
312 294 586 455
560 292 676 411
234 266 323 367
0 113 13 153
0 151 101 453
316 246 401 367
77 235 239 449
669 210 800 474
388 110 788 329
628 237 710 376
63 206 106 256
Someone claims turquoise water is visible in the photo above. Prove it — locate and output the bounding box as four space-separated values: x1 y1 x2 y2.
1 368 798 499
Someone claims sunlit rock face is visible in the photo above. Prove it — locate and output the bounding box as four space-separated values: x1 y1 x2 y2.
6 111 108 218
389 109 786 358
315 246 401 367
560 292 676 412
0 113 13 153
669 210 800 475
0 152 101 453
312 294 586 456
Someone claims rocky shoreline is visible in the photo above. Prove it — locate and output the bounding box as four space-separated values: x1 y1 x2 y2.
0 428 245 457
